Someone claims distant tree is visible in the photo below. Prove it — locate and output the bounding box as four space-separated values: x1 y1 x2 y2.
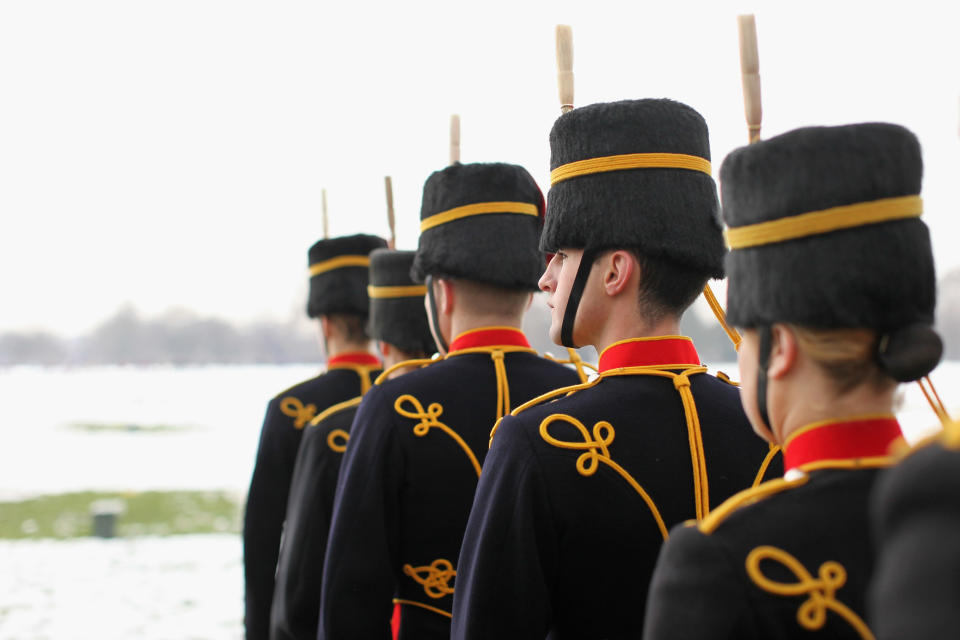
0 331 66 366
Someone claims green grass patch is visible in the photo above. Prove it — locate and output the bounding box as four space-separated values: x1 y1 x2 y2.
67 422 190 433
0 490 241 539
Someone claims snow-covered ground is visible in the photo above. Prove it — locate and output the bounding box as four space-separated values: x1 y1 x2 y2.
0 534 242 640
0 362 956 639
0 364 319 499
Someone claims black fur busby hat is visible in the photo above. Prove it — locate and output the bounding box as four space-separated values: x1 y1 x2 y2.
543 99 725 278
721 123 940 380
410 162 546 290
368 249 436 355
307 234 388 318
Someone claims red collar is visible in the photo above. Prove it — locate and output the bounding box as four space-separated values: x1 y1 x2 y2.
448 327 531 352
327 352 382 368
783 415 902 472
597 336 700 373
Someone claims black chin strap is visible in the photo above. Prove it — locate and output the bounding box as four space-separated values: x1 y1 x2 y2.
560 248 598 349
756 325 772 432
425 275 448 354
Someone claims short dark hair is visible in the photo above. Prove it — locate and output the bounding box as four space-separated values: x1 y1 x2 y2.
612 249 709 323
441 278 531 317
325 313 370 344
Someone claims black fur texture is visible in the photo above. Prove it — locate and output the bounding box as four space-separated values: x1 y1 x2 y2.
368 249 436 355
307 234 388 319
543 99 725 278
720 123 936 333
411 162 546 290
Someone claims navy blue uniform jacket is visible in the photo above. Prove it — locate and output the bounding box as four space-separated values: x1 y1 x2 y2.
644 415 903 640
318 327 583 640
869 423 960 640
452 336 781 640
269 396 362 640
243 353 381 640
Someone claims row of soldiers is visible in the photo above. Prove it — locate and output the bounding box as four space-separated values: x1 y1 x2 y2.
242 97 955 639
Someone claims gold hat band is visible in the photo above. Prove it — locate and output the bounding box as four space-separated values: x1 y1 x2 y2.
309 255 371 276
367 284 428 299
725 195 923 250
550 152 712 186
420 201 539 233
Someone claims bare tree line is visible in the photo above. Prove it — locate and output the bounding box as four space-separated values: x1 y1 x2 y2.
4 271 959 367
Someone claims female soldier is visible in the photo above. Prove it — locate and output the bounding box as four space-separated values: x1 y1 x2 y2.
643 122 942 640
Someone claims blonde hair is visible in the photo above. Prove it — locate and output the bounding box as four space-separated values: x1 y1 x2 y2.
791 326 895 394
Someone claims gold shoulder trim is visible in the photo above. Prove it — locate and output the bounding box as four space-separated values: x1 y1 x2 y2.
488 378 598 447
699 475 809 535
308 395 363 427
543 347 598 383
716 371 740 386
373 357 437 386
751 445 782 488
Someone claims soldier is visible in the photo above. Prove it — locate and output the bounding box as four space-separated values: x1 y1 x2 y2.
450 99 779 639
243 233 386 640
642 122 941 639
869 419 957 638
269 248 436 640
317 162 583 639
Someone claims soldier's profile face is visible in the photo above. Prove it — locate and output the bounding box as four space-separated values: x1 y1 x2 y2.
539 248 581 345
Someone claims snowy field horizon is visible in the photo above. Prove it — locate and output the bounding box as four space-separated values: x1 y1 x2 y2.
1 362 956 639
2 361 957 499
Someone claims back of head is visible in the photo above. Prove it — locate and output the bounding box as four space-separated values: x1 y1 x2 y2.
411 162 546 291
307 233 388 319
367 249 436 356
720 122 941 382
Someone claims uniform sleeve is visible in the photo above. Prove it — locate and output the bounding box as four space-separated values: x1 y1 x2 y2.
643 524 751 640
269 423 343 640
318 387 402 640
869 445 960 639
244 397 302 640
450 416 557 640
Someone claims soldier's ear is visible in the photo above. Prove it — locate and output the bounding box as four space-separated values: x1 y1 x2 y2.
319 316 332 341
767 323 798 380
602 250 637 298
438 278 456 315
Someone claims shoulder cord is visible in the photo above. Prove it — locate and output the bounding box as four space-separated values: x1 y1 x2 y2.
374 358 437 386
544 347 598 383
702 283 742 350
917 375 953 427
446 345 537 421
751 444 782 488
545 364 713 521
328 362 379 395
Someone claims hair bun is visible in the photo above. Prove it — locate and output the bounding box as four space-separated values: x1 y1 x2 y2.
877 324 943 382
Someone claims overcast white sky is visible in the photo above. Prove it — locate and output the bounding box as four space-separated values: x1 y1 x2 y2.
2 0 958 336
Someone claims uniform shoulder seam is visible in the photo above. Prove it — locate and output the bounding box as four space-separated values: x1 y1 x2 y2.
510 378 598 417
698 475 807 535
373 357 439 386
308 395 363 427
